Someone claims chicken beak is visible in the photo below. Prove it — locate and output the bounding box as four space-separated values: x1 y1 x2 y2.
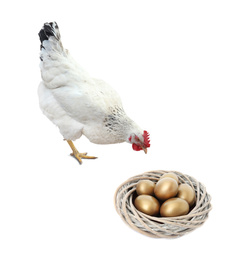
143 148 147 154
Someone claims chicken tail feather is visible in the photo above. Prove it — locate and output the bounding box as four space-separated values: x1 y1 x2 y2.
39 22 61 47
39 22 64 61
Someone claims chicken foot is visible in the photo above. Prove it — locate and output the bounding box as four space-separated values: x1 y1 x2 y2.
67 140 97 164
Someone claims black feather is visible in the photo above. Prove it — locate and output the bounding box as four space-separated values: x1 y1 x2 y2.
38 22 59 48
38 27 48 43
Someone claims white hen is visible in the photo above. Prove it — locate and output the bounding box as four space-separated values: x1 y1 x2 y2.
38 22 150 164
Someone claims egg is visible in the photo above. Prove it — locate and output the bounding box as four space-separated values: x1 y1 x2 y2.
154 177 178 200
134 195 160 216
136 180 155 196
160 198 189 217
177 183 196 206
160 172 179 183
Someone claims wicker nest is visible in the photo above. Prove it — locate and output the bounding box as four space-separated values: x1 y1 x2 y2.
114 170 212 238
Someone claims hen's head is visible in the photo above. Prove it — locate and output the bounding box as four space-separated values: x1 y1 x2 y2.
128 130 150 154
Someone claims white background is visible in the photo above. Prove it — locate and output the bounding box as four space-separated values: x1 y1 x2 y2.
0 0 238 259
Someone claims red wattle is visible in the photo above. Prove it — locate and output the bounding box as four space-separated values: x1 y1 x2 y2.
132 143 141 151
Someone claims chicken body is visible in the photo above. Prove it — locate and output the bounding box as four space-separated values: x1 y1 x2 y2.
38 22 150 163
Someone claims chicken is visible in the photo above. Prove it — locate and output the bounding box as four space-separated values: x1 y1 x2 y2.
38 22 150 164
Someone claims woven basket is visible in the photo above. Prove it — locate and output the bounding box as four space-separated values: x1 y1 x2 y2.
114 170 212 238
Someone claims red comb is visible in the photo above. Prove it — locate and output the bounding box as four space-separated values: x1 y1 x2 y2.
143 130 150 148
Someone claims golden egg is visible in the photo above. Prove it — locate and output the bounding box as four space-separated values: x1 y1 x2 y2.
160 198 189 217
177 183 196 206
154 177 178 201
134 195 160 216
160 172 179 183
136 180 155 196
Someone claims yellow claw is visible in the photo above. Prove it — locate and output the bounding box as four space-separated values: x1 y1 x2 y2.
67 140 97 164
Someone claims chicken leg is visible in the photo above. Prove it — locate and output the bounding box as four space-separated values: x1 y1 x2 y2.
67 140 97 164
